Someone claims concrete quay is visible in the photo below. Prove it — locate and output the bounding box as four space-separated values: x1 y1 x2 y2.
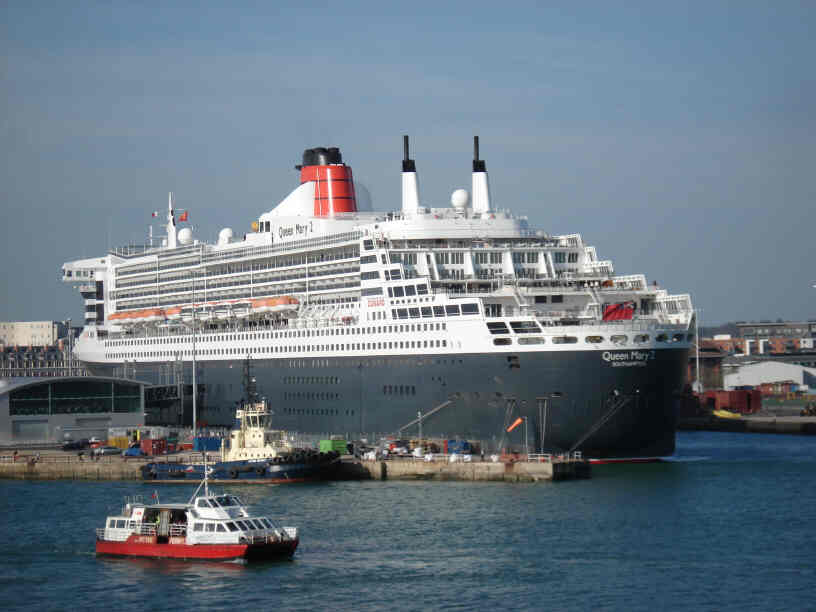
345 457 591 482
0 452 590 482
678 415 816 435
0 453 145 480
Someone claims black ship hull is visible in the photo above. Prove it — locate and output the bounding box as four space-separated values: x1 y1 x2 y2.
88 347 688 458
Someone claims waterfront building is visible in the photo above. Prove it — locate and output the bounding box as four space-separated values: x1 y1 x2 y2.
0 376 145 445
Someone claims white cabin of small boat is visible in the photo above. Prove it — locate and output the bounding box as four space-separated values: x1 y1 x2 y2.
97 493 297 546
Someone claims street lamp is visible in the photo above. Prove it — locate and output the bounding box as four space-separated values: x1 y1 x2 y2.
65 318 71 376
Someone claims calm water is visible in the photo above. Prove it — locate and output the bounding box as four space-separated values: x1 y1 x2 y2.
1 431 815 612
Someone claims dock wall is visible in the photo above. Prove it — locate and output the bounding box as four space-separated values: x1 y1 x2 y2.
351 459 590 482
0 454 590 482
678 416 816 435
0 457 143 480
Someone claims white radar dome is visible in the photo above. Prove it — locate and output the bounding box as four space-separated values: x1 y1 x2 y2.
451 188 469 211
177 227 193 245
218 228 234 245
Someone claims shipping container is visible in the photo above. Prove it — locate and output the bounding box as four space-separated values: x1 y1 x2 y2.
108 436 130 449
193 437 221 452
140 438 168 456
319 439 347 453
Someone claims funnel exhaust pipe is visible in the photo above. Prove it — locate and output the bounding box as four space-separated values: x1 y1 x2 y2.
471 135 490 214
401 135 419 215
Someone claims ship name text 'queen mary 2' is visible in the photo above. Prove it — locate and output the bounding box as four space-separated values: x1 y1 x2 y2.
62 137 694 458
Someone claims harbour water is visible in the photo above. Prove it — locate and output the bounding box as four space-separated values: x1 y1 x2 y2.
1 431 814 611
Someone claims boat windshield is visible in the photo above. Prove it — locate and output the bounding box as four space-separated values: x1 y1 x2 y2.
213 495 241 507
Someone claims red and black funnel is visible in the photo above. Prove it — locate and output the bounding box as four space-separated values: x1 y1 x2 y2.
296 147 357 217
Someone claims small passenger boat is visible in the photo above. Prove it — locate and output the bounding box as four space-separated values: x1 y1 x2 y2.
95 467 299 562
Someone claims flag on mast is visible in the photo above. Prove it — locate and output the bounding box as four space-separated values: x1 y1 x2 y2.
179 210 189 222
151 211 158 218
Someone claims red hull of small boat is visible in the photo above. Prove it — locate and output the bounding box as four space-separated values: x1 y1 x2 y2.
96 534 298 562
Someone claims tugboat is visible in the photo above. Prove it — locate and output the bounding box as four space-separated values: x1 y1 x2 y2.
141 360 341 483
96 459 299 561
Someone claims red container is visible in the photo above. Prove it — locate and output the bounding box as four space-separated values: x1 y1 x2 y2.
140 438 168 456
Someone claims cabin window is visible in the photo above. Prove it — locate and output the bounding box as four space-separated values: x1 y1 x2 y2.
656 334 668 342
261 518 273 528
433 306 445 317
393 286 405 298
487 322 509 335
673 333 685 342
510 321 541 334
108 519 116 528
409 308 420 319
193 523 204 532
551 295 563 303
518 337 545 345
585 336 604 344
493 338 512 346
634 334 650 344
226 522 239 532
421 307 433 318
217 524 226 532
206 524 216 532
611 335 628 345
236 520 250 530
445 305 460 316
251 519 264 529
551 336 578 344
115 519 126 529
405 285 417 296
461 303 479 315
417 285 428 295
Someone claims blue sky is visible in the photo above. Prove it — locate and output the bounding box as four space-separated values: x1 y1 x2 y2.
2 1 814 326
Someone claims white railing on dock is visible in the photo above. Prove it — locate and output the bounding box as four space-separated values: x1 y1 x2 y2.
527 451 582 462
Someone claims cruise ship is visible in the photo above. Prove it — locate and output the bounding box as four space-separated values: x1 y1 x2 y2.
61 137 694 458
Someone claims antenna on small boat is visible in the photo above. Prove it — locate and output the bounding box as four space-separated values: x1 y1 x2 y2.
188 449 211 503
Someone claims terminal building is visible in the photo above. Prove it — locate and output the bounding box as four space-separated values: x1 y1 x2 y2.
0 376 146 445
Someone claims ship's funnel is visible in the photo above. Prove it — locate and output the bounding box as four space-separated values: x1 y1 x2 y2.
401 135 420 216
471 136 491 215
297 147 357 217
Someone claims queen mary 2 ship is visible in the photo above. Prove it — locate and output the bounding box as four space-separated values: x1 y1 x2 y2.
61 137 694 458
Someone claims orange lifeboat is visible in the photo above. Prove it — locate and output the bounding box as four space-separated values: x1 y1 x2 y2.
164 307 182 320
251 296 299 315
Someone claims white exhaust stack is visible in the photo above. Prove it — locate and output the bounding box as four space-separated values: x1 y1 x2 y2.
166 192 177 249
471 136 491 216
401 135 420 216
